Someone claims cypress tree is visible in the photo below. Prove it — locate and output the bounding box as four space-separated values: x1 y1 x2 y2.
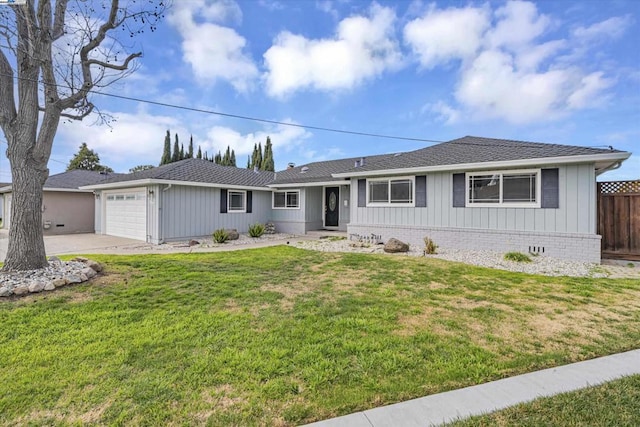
160 130 171 165
246 155 251 169
256 142 263 171
230 149 236 167
215 151 222 165
262 136 275 171
196 146 202 159
172 133 180 162
179 144 185 160
187 135 194 158
250 143 258 168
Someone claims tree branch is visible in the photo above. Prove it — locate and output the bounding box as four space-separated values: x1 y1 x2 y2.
59 103 94 120
86 52 142 71
0 48 17 130
52 0 67 40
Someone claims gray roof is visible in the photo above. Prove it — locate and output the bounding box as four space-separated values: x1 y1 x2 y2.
44 170 123 189
94 158 276 188
271 154 394 185
341 136 624 173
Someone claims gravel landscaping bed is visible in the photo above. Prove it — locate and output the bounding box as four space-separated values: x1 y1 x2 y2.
290 238 611 278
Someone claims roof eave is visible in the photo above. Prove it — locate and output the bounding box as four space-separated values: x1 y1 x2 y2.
81 178 271 191
332 152 632 178
268 180 351 188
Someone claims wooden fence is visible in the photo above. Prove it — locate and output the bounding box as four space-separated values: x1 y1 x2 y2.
597 180 640 260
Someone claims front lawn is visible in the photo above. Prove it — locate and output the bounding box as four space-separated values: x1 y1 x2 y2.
1 246 638 425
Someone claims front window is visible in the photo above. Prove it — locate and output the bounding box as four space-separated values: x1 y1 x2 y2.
467 170 539 207
273 190 300 209
367 177 414 206
228 190 246 212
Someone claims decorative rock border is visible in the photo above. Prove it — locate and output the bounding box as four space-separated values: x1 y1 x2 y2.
0 257 102 298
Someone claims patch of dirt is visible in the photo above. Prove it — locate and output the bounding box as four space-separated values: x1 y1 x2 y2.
17 402 110 425
193 385 246 423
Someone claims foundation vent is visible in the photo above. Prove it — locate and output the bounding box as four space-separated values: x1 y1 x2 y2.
529 246 545 255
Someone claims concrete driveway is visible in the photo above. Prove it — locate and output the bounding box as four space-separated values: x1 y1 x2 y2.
0 230 304 262
0 230 150 262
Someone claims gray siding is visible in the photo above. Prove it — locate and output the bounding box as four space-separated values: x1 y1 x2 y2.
339 184 350 230
350 164 597 235
305 187 323 231
160 185 271 241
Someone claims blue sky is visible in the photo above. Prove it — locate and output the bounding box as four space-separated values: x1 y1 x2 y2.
1 0 638 182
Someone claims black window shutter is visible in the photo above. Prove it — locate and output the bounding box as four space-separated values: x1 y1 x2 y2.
452 173 465 207
357 179 366 207
415 175 427 207
246 191 252 213
220 189 228 213
541 168 559 208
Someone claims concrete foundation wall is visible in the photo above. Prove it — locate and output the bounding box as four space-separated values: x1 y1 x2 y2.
348 223 601 263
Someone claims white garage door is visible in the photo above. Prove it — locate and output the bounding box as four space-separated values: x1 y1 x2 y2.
105 189 147 241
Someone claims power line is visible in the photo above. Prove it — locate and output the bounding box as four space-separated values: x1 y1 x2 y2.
0 71 444 144
0 72 623 151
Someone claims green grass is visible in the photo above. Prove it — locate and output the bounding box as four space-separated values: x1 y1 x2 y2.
451 374 640 426
1 246 639 425
504 251 532 262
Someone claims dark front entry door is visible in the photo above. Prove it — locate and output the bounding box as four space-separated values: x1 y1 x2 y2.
324 187 339 227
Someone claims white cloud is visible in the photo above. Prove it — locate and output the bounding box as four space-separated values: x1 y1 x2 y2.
486 0 550 50
57 110 189 172
168 0 258 92
203 120 312 160
456 50 570 123
405 0 618 124
573 15 633 42
403 5 489 68
263 3 402 97
425 101 461 125
567 72 614 109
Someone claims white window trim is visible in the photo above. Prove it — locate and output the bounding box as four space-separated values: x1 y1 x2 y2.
465 168 541 208
228 190 246 213
366 176 415 207
272 190 301 209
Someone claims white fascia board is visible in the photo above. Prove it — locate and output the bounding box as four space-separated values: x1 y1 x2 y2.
267 180 351 188
81 178 270 192
0 186 12 193
44 188 93 193
332 152 632 178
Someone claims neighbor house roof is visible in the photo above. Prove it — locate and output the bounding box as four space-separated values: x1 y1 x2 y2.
81 158 276 191
333 136 630 178
270 154 394 186
45 170 123 190
0 170 123 193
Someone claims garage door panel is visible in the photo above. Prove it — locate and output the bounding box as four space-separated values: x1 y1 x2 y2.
105 189 147 241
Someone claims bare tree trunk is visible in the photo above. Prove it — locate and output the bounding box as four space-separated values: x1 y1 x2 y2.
4 133 49 271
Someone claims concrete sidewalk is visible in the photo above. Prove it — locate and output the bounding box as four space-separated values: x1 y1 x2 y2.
303 349 640 427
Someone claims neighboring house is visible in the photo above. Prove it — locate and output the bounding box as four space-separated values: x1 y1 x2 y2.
0 170 119 235
82 136 631 263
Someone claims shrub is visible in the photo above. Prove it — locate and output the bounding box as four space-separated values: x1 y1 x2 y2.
248 223 265 238
213 228 229 244
423 237 437 255
504 251 532 262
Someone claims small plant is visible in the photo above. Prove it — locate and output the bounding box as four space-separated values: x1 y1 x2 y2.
423 236 437 255
504 251 532 262
627 262 635 268
248 223 265 238
213 228 229 243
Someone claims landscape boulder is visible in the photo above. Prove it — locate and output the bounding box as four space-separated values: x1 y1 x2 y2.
225 229 239 240
383 238 409 253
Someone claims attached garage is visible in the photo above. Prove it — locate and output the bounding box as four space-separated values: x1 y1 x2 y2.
104 188 147 241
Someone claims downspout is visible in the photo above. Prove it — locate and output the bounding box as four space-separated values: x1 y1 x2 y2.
596 161 622 177
159 184 173 243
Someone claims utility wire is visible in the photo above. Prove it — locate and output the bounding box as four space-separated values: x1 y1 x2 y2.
0 72 621 150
